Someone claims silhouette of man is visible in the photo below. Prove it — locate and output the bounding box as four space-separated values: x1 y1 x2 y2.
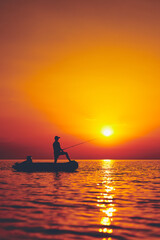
53 136 71 163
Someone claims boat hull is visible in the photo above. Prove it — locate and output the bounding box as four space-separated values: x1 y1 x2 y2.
12 161 78 172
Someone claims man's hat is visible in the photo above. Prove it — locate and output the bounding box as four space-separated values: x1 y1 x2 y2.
55 136 60 140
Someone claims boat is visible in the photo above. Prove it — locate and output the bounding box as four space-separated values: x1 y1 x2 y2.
12 160 78 172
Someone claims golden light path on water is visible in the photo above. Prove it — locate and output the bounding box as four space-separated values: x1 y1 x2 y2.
96 160 116 239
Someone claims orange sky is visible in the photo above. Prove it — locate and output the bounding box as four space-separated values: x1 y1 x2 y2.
0 0 160 159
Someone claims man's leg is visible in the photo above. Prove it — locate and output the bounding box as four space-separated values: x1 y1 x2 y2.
64 151 71 161
60 152 71 161
54 155 58 163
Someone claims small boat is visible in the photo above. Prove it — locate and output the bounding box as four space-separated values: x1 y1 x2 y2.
12 161 78 172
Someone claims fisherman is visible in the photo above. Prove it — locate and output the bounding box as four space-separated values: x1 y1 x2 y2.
53 136 71 163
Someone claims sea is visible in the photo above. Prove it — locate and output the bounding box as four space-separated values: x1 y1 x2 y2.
0 159 160 240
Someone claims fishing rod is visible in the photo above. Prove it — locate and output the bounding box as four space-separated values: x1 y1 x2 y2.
63 138 97 150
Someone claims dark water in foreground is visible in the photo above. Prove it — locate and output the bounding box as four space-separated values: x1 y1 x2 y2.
0 159 160 240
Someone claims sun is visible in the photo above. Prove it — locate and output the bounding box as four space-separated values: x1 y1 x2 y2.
101 127 113 137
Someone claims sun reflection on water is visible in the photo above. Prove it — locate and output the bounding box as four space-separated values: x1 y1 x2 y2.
97 160 116 237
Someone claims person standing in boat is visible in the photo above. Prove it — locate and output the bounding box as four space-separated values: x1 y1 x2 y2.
53 136 71 163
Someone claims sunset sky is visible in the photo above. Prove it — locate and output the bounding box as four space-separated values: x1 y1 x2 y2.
0 0 160 159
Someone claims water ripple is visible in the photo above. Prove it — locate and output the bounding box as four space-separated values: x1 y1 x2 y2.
0 159 160 240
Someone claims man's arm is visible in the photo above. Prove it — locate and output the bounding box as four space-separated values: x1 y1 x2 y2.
59 142 64 152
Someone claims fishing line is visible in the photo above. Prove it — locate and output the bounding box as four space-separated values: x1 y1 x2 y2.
63 138 97 150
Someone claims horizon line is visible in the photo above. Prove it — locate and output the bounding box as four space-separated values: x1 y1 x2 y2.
1 158 160 160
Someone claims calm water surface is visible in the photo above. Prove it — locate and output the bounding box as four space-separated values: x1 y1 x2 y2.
0 159 160 240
